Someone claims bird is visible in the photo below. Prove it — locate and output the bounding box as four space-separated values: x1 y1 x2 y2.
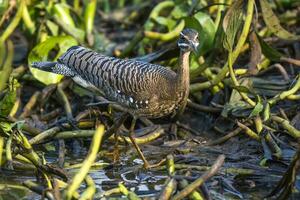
31 28 199 168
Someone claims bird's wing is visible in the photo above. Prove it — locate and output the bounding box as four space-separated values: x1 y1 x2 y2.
58 46 176 108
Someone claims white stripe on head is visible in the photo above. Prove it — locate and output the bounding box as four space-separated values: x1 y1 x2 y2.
178 43 189 47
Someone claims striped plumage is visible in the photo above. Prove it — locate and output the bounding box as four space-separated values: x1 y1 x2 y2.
60 46 179 118
32 29 199 119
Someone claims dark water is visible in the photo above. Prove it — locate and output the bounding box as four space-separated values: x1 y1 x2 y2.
1 153 300 199
1 112 300 199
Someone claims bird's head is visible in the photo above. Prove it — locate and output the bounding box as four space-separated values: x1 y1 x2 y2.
177 28 199 53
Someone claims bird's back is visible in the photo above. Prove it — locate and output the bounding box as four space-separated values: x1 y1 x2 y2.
58 46 179 118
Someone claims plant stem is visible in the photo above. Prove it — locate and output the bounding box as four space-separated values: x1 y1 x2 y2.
65 125 105 199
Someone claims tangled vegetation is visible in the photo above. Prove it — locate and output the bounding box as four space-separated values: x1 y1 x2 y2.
0 0 300 199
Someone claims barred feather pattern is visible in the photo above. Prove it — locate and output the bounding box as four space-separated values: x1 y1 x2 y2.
58 46 183 118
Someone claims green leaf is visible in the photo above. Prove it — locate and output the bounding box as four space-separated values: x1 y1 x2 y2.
171 3 188 19
52 3 75 28
147 1 174 30
259 0 300 40
28 35 78 85
0 122 12 133
46 20 59 36
0 78 19 117
44 143 56 151
184 12 216 56
222 101 252 118
277 0 300 8
249 101 264 117
256 32 282 61
222 0 244 51
263 102 270 121
153 17 176 31
248 32 262 75
231 85 256 95
84 0 97 35
0 0 8 16
51 3 85 42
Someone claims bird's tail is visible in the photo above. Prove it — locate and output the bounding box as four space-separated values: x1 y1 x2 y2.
31 61 75 76
31 61 57 72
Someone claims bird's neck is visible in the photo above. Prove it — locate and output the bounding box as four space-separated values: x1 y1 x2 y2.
177 50 190 95
174 50 190 119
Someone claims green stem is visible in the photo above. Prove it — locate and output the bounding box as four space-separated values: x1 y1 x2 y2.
0 137 3 166
167 154 175 176
271 116 300 138
236 121 260 140
144 20 185 41
103 0 110 13
5 134 13 169
65 125 105 200
215 0 225 27
172 155 225 200
268 75 300 105
73 0 80 13
29 127 61 145
0 40 14 91
228 51 256 106
78 176 96 200
158 178 177 200
84 0 97 36
190 0 254 92
118 183 141 200
57 83 73 119
179 179 204 200
0 0 25 43
22 3 35 34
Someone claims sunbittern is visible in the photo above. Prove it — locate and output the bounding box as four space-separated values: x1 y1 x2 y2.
32 28 199 168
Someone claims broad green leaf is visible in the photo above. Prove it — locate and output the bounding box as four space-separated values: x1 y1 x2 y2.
259 0 300 40
222 0 244 51
28 36 78 85
184 12 216 56
256 32 282 61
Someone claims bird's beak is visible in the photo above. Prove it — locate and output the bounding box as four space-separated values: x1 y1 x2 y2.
192 42 199 53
